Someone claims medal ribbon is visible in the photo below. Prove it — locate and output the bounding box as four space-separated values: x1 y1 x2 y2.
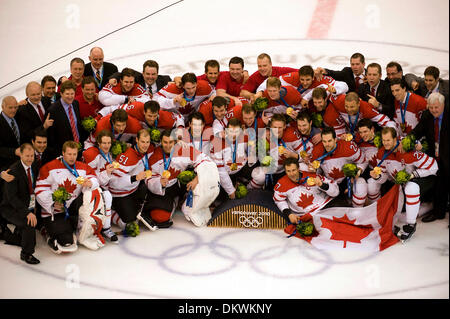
400 92 410 125
348 111 359 135
162 146 175 170
377 140 400 167
98 148 112 164
314 144 337 164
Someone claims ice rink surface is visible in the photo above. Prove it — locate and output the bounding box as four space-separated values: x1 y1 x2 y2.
0 0 448 299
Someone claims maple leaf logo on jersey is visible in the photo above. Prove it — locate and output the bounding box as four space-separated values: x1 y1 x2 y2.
296 192 314 209
320 214 374 248
328 167 344 180
58 178 77 194
390 169 399 179
369 155 377 169
167 166 182 179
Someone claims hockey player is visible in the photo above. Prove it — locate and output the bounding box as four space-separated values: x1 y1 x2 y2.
355 119 379 172
323 92 396 138
211 96 230 137
98 68 150 107
197 95 248 127
274 158 339 223
309 127 368 207
390 78 427 136
367 127 437 242
84 108 143 149
295 110 322 160
124 100 184 132
35 141 100 254
257 65 348 108
183 112 213 156
82 130 119 243
108 129 155 236
154 72 215 123
145 130 219 227
210 118 252 200
253 77 302 115
249 114 303 190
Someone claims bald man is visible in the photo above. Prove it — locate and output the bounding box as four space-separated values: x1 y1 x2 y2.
84 47 118 90
0 96 22 171
16 82 54 143
0 96 22 227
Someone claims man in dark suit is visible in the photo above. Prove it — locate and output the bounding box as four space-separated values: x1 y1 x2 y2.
0 96 22 172
0 143 40 264
45 80 87 157
314 53 366 93
0 96 23 242
405 66 449 102
410 92 448 222
16 81 54 143
358 62 395 119
108 59 172 95
83 47 119 90
41 75 60 108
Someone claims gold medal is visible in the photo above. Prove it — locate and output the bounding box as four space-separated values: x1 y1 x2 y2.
299 151 308 159
230 163 238 171
345 134 353 141
286 107 294 115
76 176 85 185
162 170 171 179
278 146 285 154
373 167 382 175
312 160 320 169
112 161 120 169
307 177 316 186
179 98 187 107
400 123 406 132
145 170 152 178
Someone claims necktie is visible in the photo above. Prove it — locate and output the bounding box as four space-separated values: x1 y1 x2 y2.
95 70 102 85
35 152 42 168
434 117 440 158
37 104 45 122
27 167 33 194
355 76 361 92
371 87 376 97
10 119 19 143
68 105 79 142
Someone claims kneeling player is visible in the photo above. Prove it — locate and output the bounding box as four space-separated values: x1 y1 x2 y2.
36 141 100 253
367 127 437 242
274 158 339 224
145 130 219 227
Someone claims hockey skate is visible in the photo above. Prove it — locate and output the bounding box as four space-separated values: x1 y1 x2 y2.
101 227 119 243
397 223 417 243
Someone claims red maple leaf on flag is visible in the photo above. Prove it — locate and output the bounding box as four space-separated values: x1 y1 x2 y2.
328 167 344 180
296 192 314 209
320 214 374 248
58 178 78 194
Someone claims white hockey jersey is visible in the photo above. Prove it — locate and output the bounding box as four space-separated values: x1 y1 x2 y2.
146 144 213 196
35 158 100 219
273 171 339 215
210 134 249 195
108 144 155 197
311 140 366 184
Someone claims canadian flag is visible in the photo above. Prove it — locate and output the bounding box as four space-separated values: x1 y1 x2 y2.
285 184 404 251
